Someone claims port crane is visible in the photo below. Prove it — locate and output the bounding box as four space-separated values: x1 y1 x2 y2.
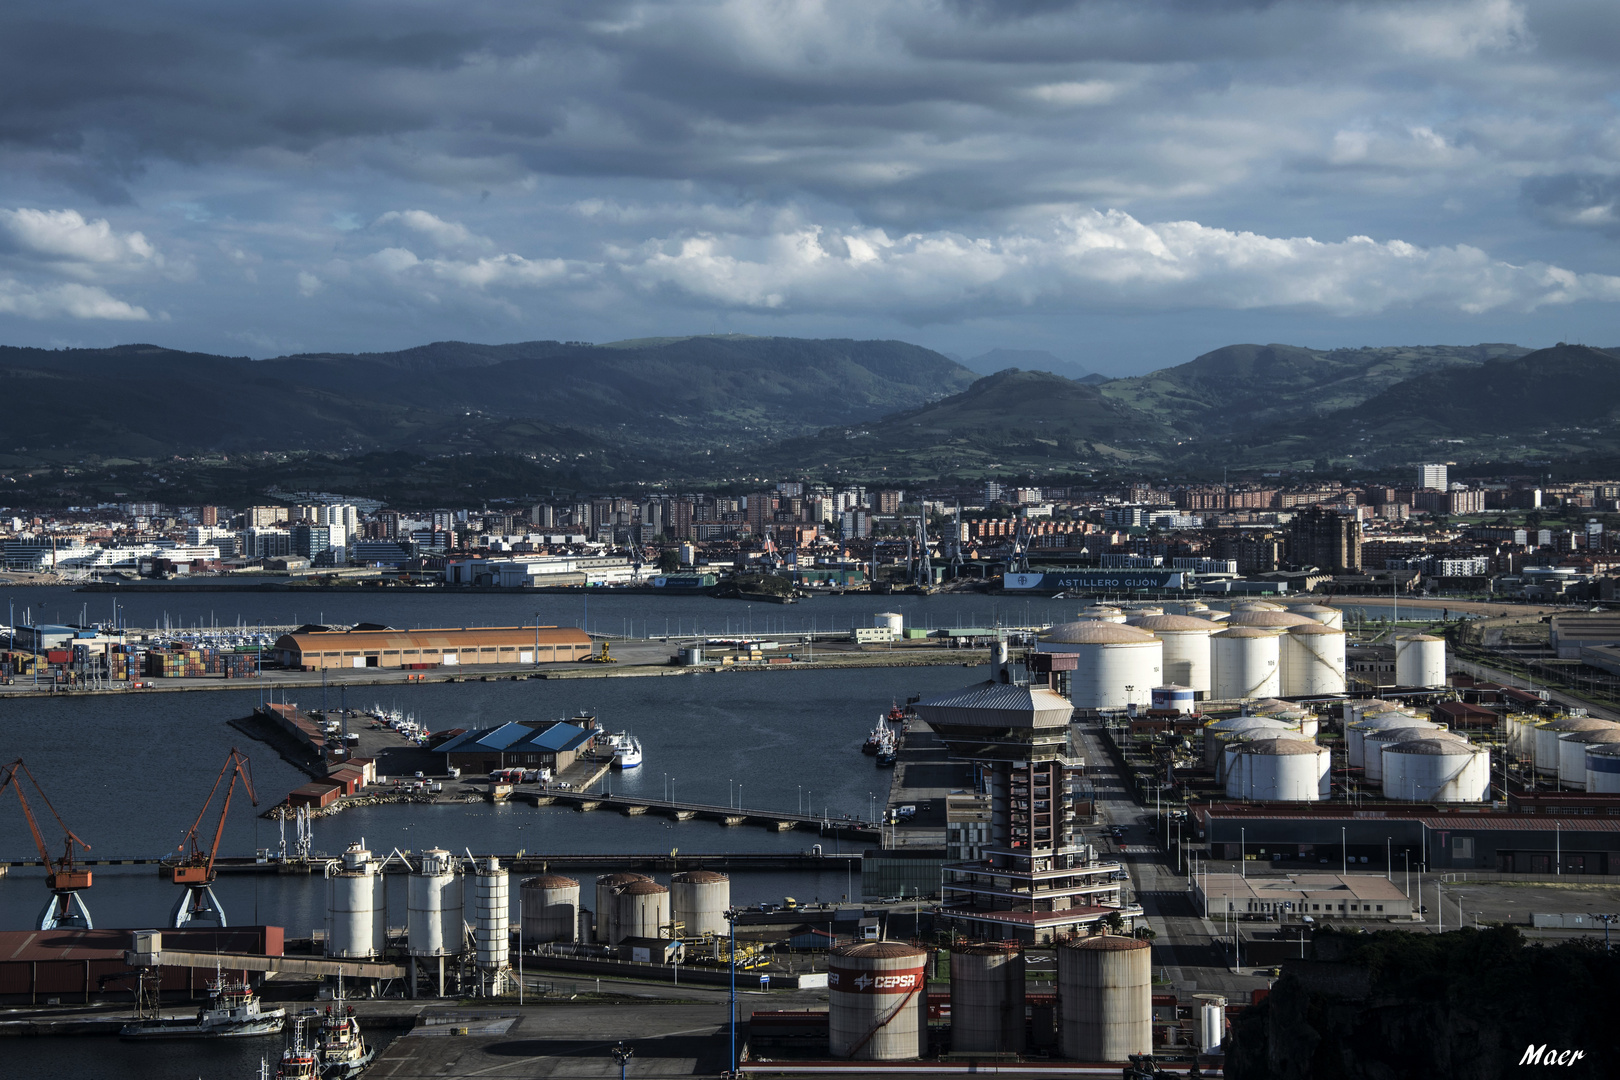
0 758 94 930
162 748 256 928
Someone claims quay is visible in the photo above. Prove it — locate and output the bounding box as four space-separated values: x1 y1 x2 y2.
521 789 881 840
0 850 860 876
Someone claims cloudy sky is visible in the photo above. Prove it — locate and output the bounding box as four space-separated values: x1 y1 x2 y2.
3 0 1619 373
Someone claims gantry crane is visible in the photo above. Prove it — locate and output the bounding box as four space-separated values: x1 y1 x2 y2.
0 759 94 930
161 748 256 928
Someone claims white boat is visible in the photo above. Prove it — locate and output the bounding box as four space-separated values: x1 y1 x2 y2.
316 987 374 1079
276 1017 321 1080
120 966 286 1039
604 731 643 769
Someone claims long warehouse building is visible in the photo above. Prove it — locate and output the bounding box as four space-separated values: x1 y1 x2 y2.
273 625 592 671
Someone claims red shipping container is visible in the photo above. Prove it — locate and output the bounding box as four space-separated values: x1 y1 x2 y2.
46 650 73 664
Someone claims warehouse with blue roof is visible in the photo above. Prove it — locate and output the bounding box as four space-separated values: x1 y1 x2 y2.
439 720 597 774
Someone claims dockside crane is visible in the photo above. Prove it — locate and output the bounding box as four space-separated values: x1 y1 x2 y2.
0 758 94 930
162 748 256 928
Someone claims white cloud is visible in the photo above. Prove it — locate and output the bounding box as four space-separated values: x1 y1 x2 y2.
0 279 150 320
296 271 322 297
373 210 494 253
0 208 159 268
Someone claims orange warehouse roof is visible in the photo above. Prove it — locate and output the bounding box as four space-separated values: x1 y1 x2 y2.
274 626 589 653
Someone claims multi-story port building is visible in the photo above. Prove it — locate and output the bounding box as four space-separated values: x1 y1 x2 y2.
272 626 591 671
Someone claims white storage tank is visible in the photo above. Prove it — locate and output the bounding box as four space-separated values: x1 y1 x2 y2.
1505 713 1542 759
1038 622 1163 711
1346 711 1427 768
1226 609 1315 630
1381 739 1491 802
1057 935 1151 1062
408 848 463 958
1211 627 1281 700
1123 604 1165 618
594 873 650 943
325 841 386 959
614 879 671 943
1196 609 1230 623
1289 604 1344 629
950 944 1026 1054
473 857 510 977
670 870 730 938
1166 601 1210 616
1150 685 1196 715
1558 727 1620 789
1280 624 1347 696
1394 635 1447 688
1131 615 1216 696
1203 716 1294 774
1533 717 1618 778
829 942 929 1060
1224 738 1331 801
1363 724 1448 784
1230 601 1285 612
875 612 904 635
1584 743 1620 794
1079 605 1127 623
520 874 581 944
1198 995 1228 1053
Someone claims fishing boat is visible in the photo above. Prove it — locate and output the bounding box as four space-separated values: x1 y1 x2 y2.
861 719 887 755
316 988 374 1079
276 1017 321 1080
605 731 643 769
120 965 286 1039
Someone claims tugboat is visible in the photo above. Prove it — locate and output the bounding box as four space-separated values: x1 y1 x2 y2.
886 700 906 724
276 1017 321 1080
121 964 286 1039
316 984 375 1079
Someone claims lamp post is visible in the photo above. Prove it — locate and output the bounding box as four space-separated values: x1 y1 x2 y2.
1386 837 1392 882
1240 827 1246 879
1341 827 1347 877
725 906 740 1075
1590 913 1617 951
611 1041 633 1080
1556 821 1562 876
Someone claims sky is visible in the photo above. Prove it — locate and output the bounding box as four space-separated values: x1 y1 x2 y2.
2 0 1620 374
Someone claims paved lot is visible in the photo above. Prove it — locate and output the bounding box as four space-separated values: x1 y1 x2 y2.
1427 880 1620 934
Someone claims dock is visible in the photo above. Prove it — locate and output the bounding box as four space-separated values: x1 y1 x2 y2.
0 850 862 876
521 789 881 840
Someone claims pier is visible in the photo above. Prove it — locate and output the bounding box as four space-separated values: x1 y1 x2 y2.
0 850 862 876
522 789 881 840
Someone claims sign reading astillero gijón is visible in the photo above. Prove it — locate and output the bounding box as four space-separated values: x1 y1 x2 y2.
827 964 927 994
1002 571 1185 591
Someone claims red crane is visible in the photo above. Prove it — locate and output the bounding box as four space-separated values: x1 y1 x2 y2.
0 758 95 929
162 748 257 927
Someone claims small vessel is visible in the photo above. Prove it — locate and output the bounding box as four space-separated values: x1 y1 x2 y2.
316 987 375 1079
121 965 287 1039
605 731 643 769
276 1017 321 1080
887 700 906 723
876 747 897 767
861 719 887 755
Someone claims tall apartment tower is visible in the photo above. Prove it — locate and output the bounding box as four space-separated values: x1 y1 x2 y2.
1419 464 1448 491
1289 507 1362 572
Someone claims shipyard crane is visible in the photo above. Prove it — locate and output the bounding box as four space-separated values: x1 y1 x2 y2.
161 748 256 928
0 758 94 930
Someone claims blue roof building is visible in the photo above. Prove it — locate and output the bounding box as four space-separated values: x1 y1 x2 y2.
439 721 596 773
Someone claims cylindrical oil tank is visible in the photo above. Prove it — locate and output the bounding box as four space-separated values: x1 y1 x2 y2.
1533 717 1618 777
1394 635 1447 687
829 942 929 1061
950 944 1026 1054
1230 601 1285 612
595 873 650 943
520 874 580 944
1079 605 1127 623
875 612 904 635
325 842 386 959
408 848 463 957
1289 604 1344 629
1203 716 1293 774
1057 935 1151 1062
1123 604 1164 618
1224 738 1331 801
1038 622 1162 711
1280 624 1347 696
1196 609 1230 623
1382 739 1491 802
1346 711 1426 768
1199 998 1227 1053
614 879 671 943
1558 726 1620 789
670 870 729 938
1364 724 1450 784
1150 684 1196 714
1166 601 1210 616
473 858 510 972
1585 743 1620 794
1505 713 1541 758
1211 627 1281 700
1226 609 1315 630
1131 615 1216 695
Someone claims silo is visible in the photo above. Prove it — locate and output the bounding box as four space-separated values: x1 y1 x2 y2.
1202 716 1293 774
670 870 729 938
520 874 580 944
1394 635 1447 687
950 944 1026 1054
1224 738 1331 801
1165 600 1210 617
1132 615 1216 696
1149 685 1196 714
1266 708 1321 739
1057 935 1150 1062
1211 627 1281 700
408 848 463 959
1505 713 1541 759
1346 711 1427 768
1038 622 1163 711
472 857 510 985
1364 724 1450 784
594 873 650 943
614 879 671 943
1290 604 1344 629
325 842 386 959
1533 717 1618 778
1280 624 1347 696
1558 727 1620 789
1079 605 1127 623
1198 995 1228 1053
875 612 904 636
1584 743 1620 794
828 942 929 1061
1382 739 1491 802
1226 609 1315 630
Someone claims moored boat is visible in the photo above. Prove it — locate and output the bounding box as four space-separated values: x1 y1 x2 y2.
317 995 375 1079
121 966 286 1039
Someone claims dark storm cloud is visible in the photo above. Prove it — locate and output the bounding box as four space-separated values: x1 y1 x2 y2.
1523 174 1620 234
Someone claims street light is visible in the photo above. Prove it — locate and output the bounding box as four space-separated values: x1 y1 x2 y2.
611 1041 634 1080
1341 827 1347 877
724 906 741 1075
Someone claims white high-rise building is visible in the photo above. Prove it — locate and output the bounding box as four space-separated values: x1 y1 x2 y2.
1419 464 1447 491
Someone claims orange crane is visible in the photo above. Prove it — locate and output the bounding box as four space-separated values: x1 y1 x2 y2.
0 758 94 930
161 748 257 928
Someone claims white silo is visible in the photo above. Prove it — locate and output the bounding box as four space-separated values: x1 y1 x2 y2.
1203 716 1294 774
472 857 510 993
1131 615 1216 696
614 879 671 943
1262 708 1320 738
1057 935 1151 1062
1226 609 1315 630
1196 609 1230 623
1079 605 1127 623
1558 727 1620 789
1364 725 1452 784
1505 713 1542 760
1123 604 1165 618
1280 624 1347 696
950 944 1026 1054
1224 738 1331 801
1211 627 1281 700
1038 622 1163 711
1533 717 1618 778
594 873 650 943
1394 635 1447 687
1166 600 1210 617
1345 711 1427 768
829 942 929 1060
875 612 904 635
670 870 729 938
1381 739 1491 802
1290 604 1344 629
325 841 386 959
520 874 580 944
1584 743 1620 794
408 848 463 959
